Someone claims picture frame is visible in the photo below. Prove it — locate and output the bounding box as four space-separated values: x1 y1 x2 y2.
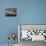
5 8 17 16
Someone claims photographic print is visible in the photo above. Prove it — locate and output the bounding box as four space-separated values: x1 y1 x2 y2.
5 8 16 16
18 24 46 41
18 24 46 46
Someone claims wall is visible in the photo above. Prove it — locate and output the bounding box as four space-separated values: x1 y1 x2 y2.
0 0 46 44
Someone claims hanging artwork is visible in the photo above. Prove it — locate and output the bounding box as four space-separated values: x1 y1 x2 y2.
5 8 17 16
18 24 46 41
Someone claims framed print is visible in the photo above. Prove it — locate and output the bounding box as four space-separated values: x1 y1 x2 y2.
18 24 46 41
5 8 17 16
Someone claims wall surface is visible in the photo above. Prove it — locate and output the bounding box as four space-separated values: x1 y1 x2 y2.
0 0 46 45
